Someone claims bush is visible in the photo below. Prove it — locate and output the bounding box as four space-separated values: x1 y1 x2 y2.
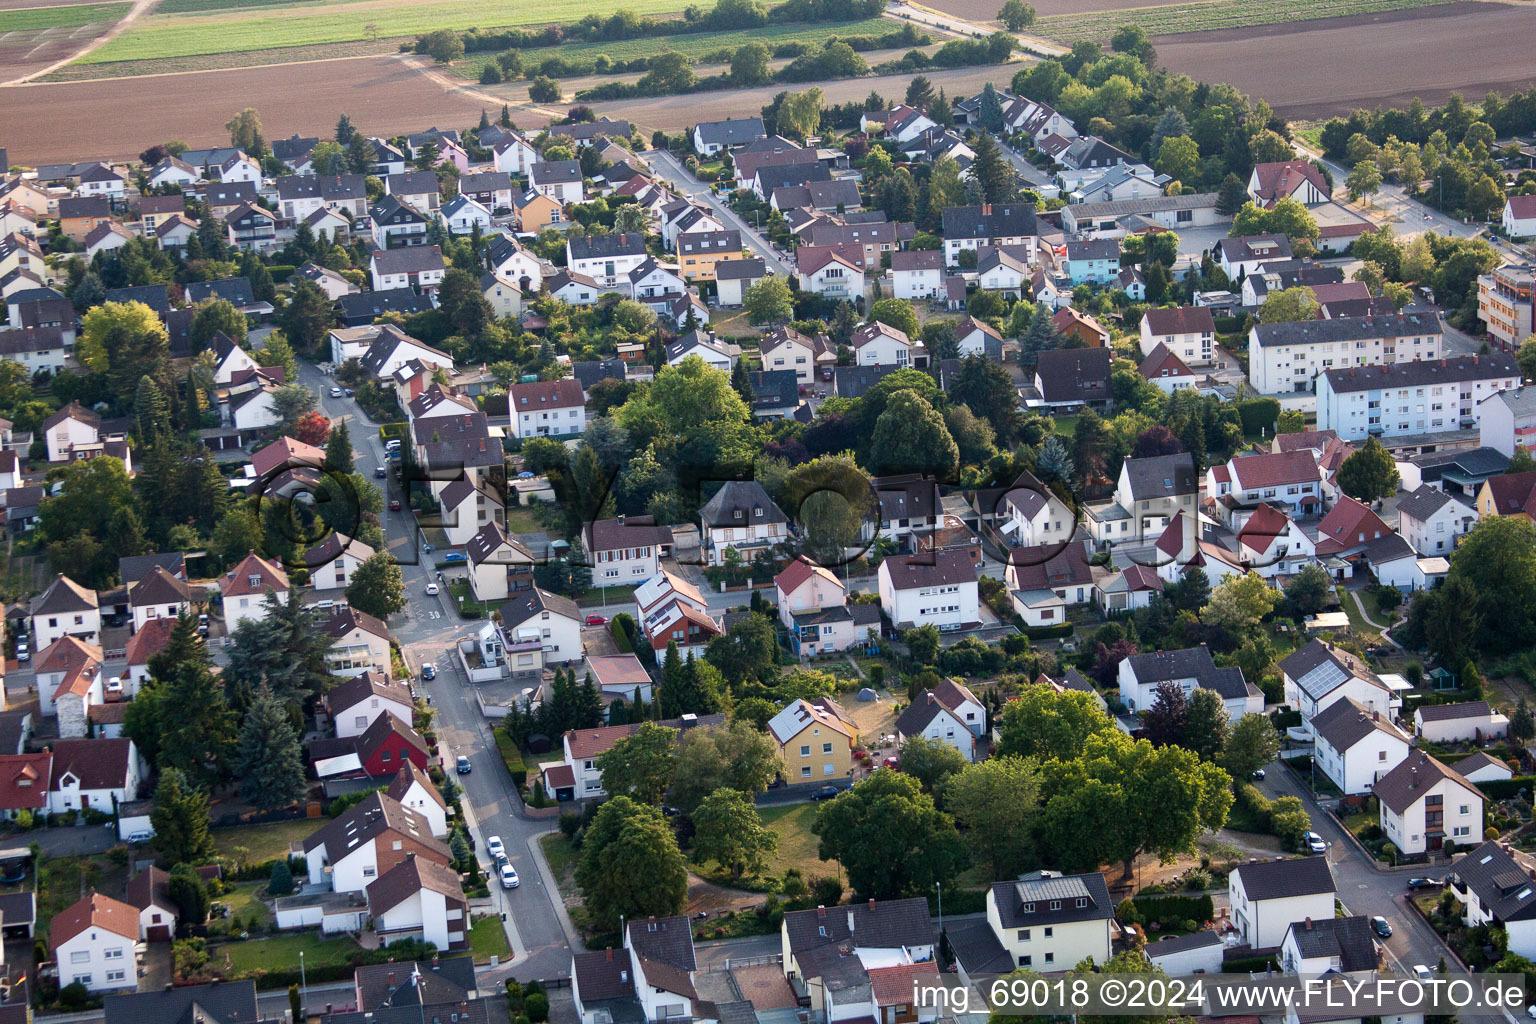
1488 826 1502 840
1237 397 1282 435
480 64 504 84
528 76 561 102
269 859 294 896
811 875 843 906
559 812 582 840
525 994 549 1023
1132 894 1213 929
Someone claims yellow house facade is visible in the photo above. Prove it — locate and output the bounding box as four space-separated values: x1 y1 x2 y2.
767 698 856 784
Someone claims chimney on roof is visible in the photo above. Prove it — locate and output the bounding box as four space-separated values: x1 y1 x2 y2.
606 947 613 961
869 898 876 911
817 905 826 918
388 973 395 988
1304 917 1312 930
1373 710 1379 721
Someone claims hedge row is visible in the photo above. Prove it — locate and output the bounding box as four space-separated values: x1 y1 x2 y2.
1475 775 1536 800
1236 398 1281 436
1133 893 1214 925
1222 953 1279 974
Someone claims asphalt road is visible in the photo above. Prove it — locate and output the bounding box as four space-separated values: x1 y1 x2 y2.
641 150 794 278
302 364 574 984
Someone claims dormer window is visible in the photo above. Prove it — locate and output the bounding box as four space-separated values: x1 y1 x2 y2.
1022 902 1034 913
733 510 743 520
249 575 261 587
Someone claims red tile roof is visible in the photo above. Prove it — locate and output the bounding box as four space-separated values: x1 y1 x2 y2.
123 616 176 667
1228 450 1319 490
0 753 51 810
508 377 584 411
1314 495 1392 555
773 556 839 597
1139 342 1193 381
1250 161 1329 205
250 436 325 479
220 551 290 598
51 738 134 789
1483 469 1536 517
50 891 138 952
1238 503 1292 554
1142 305 1215 336
1509 195 1536 220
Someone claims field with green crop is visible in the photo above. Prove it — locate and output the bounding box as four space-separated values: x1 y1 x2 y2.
450 15 896 79
1034 0 1459 41
78 0 694 64
0 2 127 30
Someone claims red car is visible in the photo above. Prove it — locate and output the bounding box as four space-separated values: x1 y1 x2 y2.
884 756 900 770
389 499 401 510
585 614 608 626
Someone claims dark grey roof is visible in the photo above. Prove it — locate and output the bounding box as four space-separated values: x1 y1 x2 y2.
1417 700 1494 722
373 245 445 275
1450 841 1536 923
119 552 184 585
945 917 1013 973
573 949 638 1002
696 117 766 147
991 871 1113 928
499 587 580 630
1395 484 1460 524
1123 452 1197 501
749 369 799 411
58 196 111 220
356 956 477 1009
714 257 766 281
1324 353 1516 393
626 914 696 970
1279 639 1382 699
1232 856 1335 901
941 203 1036 240
185 277 255 307
755 163 831 194
1311 696 1405 753
1285 915 1378 972
572 358 626 391
103 284 170 313
833 364 896 399
678 230 742 255
386 170 440 197
699 480 788 528
1145 930 1223 957
1034 347 1112 404
271 135 319 163
1412 446 1509 479
883 550 978 590
1215 233 1292 264
530 160 582 185
31 574 97 616
276 174 368 202
569 232 646 261
1253 312 1439 349
1066 238 1120 261
105 980 259 1024
338 288 432 325
783 897 933 962
1362 531 1415 565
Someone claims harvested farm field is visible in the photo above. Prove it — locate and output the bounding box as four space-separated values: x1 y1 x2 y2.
915 0 1166 22
0 54 542 165
0 2 126 79
1154 1 1536 120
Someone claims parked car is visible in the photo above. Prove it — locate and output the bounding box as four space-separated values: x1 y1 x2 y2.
1413 965 1433 981
197 613 210 636
585 614 608 626
425 582 439 595
375 466 387 478
106 676 123 695
1304 831 1326 854
385 439 401 451
1251 768 1266 780
1371 916 1392 938
500 862 519 889
455 755 472 774
486 836 505 859
389 499 401 511
809 786 841 801
16 640 29 663
442 552 466 564
329 386 343 398
1407 877 1443 891
422 664 437 681
126 830 152 845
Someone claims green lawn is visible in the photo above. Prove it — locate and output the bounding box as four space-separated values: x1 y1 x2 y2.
580 584 637 606
450 15 895 79
1051 414 1080 437
539 832 579 897
503 504 544 535
757 803 831 882
219 881 273 928
468 914 512 961
83 0 713 63
1334 586 1382 639
213 819 318 863
215 932 362 976
38 855 125 937
0 3 129 30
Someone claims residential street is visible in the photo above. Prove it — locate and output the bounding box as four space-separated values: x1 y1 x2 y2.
641 149 794 278
303 365 574 984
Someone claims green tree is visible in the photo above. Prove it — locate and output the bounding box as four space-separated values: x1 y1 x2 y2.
1446 516 1536 654
574 797 688 930
189 299 248 348
998 0 1035 30
669 722 782 813
280 279 335 353
158 661 237 788
731 41 772 85
704 613 780 690
1155 135 1200 185
946 756 1039 880
1248 129 1294 164
1220 713 1281 782
1258 286 1320 324
1183 687 1231 761
812 770 967 899
869 390 958 479
1215 173 1248 216
781 454 873 565
150 767 217 867
639 51 695 94
895 735 968 794
324 420 354 475
868 298 919 338
269 859 294 895
905 623 941 665
309 140 346 175
39 456 146 587
970 130 1013 204
1283 563 1334 617
1202 571 1280 634
168 864 211 924
692 788 777 880
226 107 263 151
345 551 406 619
234 686 307 811
778 88 823 142
1346 159 1384 203
596 722 679 804
743 276 794 325
1336 436 1400 502
995 686 1117 761
421 28 465 62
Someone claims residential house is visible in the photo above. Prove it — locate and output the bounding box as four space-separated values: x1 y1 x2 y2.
302 792 448 892
775 557 879 659
1311 696 1412 796
1249 313 1444 396
383 171 442 217
58 197 113 242
1415 701 1509 744
976 247 1029 297
798 245 864 299
459 171 514 214
1248 161 1331 207
309 714 431 785
769 698 857 785
47 737 140 818
1206 450 1323 522
583 515 672 588
560 712 727 798
1377 751 1484 855
1505 195 1536 239
369 197 429 250
889 250 944 300
358 326 453 381
714 258 766 307
1142 931 1224 976
1452 751 1513 785
512 189 563 233
36 636 103 736
387 762 449 838
297 262 357 301
336 288 433 328
1234 503 1318 578
439 195 492 236
633 571 723 659
676 230 743 282
567 233 647 290
218 551 288 626
30 574 99 649
1278 916 1379 976
1281 639 1398 734
1318 354 1518 440
1447 840 1536 959
1228 856 1336 948
877 551 979 631
699 481 790 567
1063 238 1119 285
1117 645 1262 720
956 317 1003 360
628 258 688 311
368 853 468 951
1139 343 1197 394
497 588 584 668
1031 347 1112 413
465 522 534 604
781 898 934 1011
975 871 1113 973
1396 485 1477 557
327 672 414 739
128 567 196 633
1006 540 1093 627
321 604 392 677
995 470 1075 548
493 132 540 175
124 866 178 941
1215 234 1293 278
1050 307 1111 348
507 378 586 440
486 235 543 291
851 320 924 369
941 204 1036 267
896 685 980 761
760 326 834 385
50 892 140 992
370 246 446 293
529 161 584 204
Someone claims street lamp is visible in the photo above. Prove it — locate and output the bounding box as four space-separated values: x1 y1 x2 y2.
298 950 307 1023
